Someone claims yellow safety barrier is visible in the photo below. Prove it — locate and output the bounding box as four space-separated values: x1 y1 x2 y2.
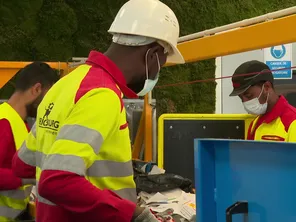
157 113 255 169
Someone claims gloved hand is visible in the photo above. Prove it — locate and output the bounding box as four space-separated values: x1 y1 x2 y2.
134 208 160 222
22 178 36 186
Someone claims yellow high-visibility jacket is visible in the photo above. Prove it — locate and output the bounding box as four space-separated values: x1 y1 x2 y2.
0 103 31 221
17 51 137 210
247 96 296 142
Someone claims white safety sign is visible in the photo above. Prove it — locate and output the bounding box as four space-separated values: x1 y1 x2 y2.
264 44 293 79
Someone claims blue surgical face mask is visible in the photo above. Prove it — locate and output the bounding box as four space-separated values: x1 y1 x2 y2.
137 49 160 96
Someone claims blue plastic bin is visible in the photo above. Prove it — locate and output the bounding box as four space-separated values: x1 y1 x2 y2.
194 139 296 222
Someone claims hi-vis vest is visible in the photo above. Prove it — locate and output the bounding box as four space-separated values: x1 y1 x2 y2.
18 59 137 208
0 103 31 221
248 115 296 142
247 96 296 142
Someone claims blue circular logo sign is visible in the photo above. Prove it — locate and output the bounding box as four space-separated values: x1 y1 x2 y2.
270 45 286 59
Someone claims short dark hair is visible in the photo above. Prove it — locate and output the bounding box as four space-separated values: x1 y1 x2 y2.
15 62 59 91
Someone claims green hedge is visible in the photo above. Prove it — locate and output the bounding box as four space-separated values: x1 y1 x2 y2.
0 0 294 114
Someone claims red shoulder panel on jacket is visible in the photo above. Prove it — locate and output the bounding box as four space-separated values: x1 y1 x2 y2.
75 66 124 111
280 103 296 132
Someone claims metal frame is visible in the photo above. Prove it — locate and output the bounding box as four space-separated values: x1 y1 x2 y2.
179 6 296 43
131 94 157 162
167 10 296 65
0 61 70 88
0 61 71 88
157 114 255 169
67 7 296 67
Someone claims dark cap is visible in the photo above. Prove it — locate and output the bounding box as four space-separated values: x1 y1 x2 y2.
229 60 274 96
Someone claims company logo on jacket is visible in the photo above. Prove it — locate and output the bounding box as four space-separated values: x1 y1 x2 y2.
39 103 60 132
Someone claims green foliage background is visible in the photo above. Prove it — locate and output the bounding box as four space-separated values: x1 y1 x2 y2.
0 0 295 114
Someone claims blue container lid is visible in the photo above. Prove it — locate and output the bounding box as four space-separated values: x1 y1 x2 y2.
194 139 296 222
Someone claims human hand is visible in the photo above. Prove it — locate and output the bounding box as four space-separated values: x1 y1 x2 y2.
133 208 160 222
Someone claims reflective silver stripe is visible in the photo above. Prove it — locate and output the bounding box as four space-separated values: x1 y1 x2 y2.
42 155 133 182
0 205 23 219
18 147 47 169
37 195 56 206
18 142 36 166
35 151 46 168
31 123 37 137
113 188 137 203
56 124 103 154
35 183 56 206
88 160 133 177
42 154 86 176
0 186 31 200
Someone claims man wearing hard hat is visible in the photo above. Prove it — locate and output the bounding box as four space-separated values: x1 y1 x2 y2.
12 0 184 221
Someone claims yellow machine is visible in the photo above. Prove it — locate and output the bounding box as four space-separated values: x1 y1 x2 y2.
0 6 295 217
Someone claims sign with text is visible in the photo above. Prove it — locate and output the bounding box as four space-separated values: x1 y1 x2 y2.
264 44 292 79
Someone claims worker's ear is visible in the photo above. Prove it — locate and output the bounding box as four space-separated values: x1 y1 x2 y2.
147 44 167 67
30 83 42 98
146 44 167 80
264 81 273 92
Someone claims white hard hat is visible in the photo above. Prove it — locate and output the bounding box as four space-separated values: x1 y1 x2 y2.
108 0 185 64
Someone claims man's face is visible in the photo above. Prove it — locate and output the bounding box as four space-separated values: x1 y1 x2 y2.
239 84 269 104
127 44 167 94
26 86 51 118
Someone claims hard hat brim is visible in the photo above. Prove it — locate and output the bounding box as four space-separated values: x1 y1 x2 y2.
167 45 185 64
108 30 185 64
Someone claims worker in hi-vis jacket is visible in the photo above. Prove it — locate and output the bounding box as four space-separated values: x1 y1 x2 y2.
230 60 296 142
0 62 58 221
12 0 184 222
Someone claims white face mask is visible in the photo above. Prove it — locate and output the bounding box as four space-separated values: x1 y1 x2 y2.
137 49 160 96
243 85 269 115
